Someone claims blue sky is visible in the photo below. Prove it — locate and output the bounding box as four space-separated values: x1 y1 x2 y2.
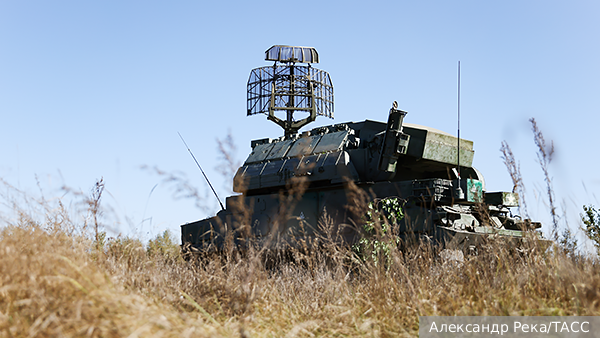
1 1 599 247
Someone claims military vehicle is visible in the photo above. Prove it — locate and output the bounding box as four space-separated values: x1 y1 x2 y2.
181 45 541 254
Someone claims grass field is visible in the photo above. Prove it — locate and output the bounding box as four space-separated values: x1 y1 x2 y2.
1 197 598 337
2 123 599 337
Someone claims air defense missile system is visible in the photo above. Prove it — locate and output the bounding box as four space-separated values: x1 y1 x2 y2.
181 45 542 254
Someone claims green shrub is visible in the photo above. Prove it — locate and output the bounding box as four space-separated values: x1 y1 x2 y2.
353 197 403 266
582 205 600 256
147 230 181 261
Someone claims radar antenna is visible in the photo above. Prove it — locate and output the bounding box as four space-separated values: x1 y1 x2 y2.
247 45 334 138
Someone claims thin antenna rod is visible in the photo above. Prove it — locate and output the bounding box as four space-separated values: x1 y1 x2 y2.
457 61 461 176
453 61 465 200
178 132 225 211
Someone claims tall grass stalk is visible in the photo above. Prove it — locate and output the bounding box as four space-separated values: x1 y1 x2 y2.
88 178 105 252
530 118 559 239
500 141 528 218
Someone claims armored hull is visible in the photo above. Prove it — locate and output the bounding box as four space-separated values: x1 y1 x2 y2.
180 45 542 253
181 114 541 253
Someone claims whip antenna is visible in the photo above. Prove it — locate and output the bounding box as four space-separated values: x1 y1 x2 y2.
457 61 461 174
455 61 465 199
178 132 225 211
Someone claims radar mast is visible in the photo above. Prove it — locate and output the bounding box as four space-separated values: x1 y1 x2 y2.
247 45 334 138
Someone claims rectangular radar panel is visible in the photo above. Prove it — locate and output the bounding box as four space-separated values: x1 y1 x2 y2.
244 142 275 164
266 139 295 160
312 130 349 154
287 135 322 158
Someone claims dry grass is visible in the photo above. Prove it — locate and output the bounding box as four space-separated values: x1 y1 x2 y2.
500 141 528 219
530 118 559 240
1 190 599 337
1 127 599 337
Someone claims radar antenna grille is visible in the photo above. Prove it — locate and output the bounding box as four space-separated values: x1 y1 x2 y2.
247 45 334 137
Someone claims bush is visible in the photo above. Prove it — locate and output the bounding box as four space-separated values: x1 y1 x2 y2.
147 230 181 261
353 197 403 266
582 205 600 256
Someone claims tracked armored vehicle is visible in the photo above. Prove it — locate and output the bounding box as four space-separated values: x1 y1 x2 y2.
181 45 541 253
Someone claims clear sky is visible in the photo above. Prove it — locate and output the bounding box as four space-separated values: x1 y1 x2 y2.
1 1 599 247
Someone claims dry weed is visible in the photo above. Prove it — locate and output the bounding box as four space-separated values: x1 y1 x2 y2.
2 189 599 337
2 128 600 337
